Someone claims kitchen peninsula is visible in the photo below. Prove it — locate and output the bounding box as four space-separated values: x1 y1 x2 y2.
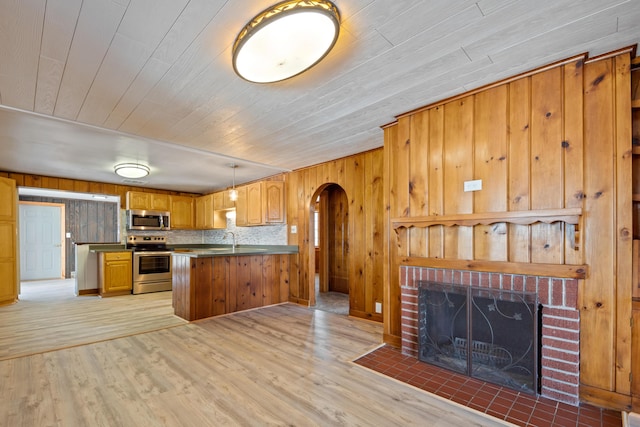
171 245 298 321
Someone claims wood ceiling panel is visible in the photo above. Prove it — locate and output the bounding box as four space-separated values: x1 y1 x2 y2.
53 0 126 120
76 0 190 125
462 0 627 62
375 0 479 46
34 0 82 115
0 0 637 192
0 0 45 111
76 34 153 125
488 4 623 67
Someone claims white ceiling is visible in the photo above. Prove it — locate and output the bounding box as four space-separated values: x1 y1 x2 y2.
0 0 638 194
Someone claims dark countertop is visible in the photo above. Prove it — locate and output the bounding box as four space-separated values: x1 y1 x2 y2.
170 244 298 258
86 244 129 253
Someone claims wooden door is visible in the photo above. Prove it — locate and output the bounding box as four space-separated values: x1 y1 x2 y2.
327 185 349 294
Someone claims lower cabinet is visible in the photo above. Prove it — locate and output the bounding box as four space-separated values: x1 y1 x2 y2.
98 252 132 297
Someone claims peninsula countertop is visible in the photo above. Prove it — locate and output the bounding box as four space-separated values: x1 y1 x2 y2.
169 244 298 257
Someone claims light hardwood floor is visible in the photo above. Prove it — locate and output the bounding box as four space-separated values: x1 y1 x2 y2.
0 280 513 426
0 279 186 360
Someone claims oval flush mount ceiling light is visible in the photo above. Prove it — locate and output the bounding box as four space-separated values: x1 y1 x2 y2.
232 0 341 83
114 162 150 179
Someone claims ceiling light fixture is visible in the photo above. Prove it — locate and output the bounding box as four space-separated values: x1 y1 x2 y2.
232 0 341 83
228 163 238 201
114 162 150 179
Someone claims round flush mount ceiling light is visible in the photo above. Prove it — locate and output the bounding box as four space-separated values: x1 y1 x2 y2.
114 163 150 179
232 0 341 83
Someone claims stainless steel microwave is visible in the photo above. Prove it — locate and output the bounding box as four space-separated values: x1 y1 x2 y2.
126 209 170 231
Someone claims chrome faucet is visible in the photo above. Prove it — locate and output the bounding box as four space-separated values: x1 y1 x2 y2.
223 231 236 250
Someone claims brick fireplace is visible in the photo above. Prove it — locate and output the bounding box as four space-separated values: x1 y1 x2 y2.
400 266 580 406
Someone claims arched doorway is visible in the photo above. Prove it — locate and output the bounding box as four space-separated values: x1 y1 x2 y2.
311 184 349 315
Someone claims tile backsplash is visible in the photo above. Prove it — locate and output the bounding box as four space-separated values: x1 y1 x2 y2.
120 209 288 245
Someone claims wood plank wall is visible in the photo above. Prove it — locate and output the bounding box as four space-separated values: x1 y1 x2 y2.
286 150 385 322
383 48 634 407
0 171 195 205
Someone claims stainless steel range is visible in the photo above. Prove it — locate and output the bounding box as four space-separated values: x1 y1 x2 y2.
126 235 172 294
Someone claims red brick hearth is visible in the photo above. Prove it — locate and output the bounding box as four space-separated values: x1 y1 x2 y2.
400 266 580 406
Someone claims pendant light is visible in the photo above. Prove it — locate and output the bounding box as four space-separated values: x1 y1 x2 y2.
232 0 341 83
229 163 238 201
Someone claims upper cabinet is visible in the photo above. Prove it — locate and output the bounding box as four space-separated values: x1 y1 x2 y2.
170 195 195 229
235 186 249 226
0 177 17 306
214 190 235 210
196 194 226 230
126 191 170 211
236 180 285 226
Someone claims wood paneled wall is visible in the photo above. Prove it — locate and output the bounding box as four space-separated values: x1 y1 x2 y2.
0 171 195 205
286 150 385 322
383 48 634 408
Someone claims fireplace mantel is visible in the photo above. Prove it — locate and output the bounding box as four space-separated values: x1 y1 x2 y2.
391 208 582 229
399 257 588 280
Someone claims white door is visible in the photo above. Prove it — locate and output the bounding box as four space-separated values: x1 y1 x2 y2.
20 204 63 280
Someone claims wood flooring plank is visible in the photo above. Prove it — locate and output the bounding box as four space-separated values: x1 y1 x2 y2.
0 280 511 426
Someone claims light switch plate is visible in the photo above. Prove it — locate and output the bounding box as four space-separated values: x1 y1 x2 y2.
464 179 482 192
375 302 382 313
290 225 297 234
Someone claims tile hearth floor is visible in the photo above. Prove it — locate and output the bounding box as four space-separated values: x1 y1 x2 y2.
354 346 622 427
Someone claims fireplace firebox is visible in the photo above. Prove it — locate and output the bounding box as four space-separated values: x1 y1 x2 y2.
418 281 540 394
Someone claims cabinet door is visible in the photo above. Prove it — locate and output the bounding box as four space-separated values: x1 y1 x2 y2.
150 194 170 211
235 186 248 226
195 195 215 229
102 253 132 294
263 181 285 223
0 178 16 221
246 182 262 225
213 192 224 211
171 196 195 229
0 177 17 305
195 197 206 229
223 190 235 209
126 191 151 210
205 195 214 228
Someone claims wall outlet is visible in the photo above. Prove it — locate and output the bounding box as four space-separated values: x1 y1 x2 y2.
463 179 482 192
375 302 382 313
290 225 297 234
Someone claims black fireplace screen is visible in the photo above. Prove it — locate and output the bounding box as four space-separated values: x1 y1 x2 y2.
418 281 539 394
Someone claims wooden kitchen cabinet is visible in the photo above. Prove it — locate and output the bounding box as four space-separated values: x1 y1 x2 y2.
195 194 212 229
214 190 235 210
234 186 248 226
262 180 285 223
126 191 170 211
235 180 285 226
98 251 132 297
196 194 226 229
0 177 17 306
246 182 263 225
170 195 195 229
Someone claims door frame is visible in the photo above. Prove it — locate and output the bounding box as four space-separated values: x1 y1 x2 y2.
309 183 348 307
19 201 66 279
